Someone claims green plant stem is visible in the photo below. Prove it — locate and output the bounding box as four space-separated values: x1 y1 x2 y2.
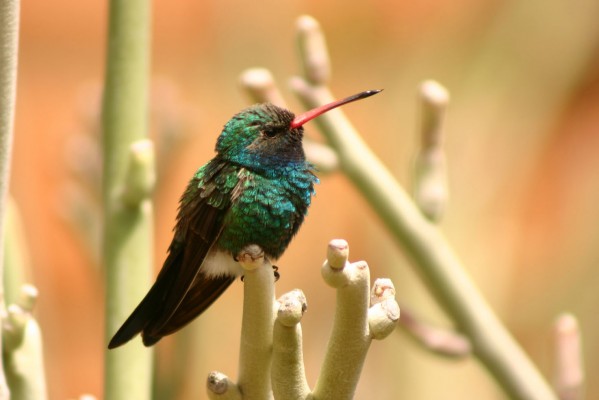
3 197 28 308
271 291 310 399
0 0 21 398
4 318 46 400
291 80 557 400
4 285 47 400
101 0 153 399
313 241 374 400
236 248 275 400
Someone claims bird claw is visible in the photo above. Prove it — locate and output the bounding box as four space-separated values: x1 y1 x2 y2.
235 246 265 265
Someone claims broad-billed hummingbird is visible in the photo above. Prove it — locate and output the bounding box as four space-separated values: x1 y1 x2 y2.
108 89 381 348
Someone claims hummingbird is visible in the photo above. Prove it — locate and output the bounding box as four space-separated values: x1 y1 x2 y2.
108 89 381 348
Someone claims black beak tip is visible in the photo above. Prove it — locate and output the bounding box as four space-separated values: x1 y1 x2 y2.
355 89 383 101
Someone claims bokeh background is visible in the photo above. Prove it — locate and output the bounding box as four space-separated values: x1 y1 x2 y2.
8 0 599 398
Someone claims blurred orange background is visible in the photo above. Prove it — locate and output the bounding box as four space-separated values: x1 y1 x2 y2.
8 0 599 398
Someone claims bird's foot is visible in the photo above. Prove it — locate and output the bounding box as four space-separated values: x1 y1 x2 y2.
234 245 265 265
236 245 267 282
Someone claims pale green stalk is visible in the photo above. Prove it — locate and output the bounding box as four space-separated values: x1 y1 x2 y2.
101 0 153 398
291 14 558 398
4 285 47 400
4 319 46 400
0 0 21 398
207 239 398 399
206 372 242 400
270 240 398 399
291 79 557 400
312 243 372 400
413 80 449 222
3 198 28 307
236 246 276 400
271 290 310 399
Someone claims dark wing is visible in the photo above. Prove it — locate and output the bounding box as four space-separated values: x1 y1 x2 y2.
108 161 237 348
142 271 234 344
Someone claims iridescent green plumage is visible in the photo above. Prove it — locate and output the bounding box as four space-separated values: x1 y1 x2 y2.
186 155 317 259
108 90 380 348
108 103 317 347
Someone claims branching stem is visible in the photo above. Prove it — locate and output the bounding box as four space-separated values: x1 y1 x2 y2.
290 78 557 400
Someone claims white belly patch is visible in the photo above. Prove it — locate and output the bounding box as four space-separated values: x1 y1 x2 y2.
201 249 245 278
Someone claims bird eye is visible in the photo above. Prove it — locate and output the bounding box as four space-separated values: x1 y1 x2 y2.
263 128 278 138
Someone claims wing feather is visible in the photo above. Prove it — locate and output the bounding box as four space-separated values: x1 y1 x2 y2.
108 160 239 348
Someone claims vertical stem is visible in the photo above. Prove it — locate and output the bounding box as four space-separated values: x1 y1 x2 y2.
102 0 153 399
553 314 584 400
0 0 21 398
3 199 28 306
314 245 372 400
237 255 275 400
271 290 310 399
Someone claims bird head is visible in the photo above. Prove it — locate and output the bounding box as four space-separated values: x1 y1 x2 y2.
216 90 381 172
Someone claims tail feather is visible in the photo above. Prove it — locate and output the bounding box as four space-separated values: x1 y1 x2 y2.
108 246 236 349
108 165 235 348
107 248 182 349
141 274 235 345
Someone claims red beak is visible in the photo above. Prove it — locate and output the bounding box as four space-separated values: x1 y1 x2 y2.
290 89 382 129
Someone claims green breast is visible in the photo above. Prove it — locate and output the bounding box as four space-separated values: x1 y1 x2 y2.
216 167 317 259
